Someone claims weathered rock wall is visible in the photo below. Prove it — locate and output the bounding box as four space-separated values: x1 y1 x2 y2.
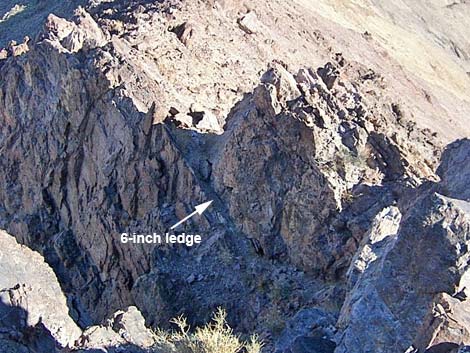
0 2 469 352
0 19 214 325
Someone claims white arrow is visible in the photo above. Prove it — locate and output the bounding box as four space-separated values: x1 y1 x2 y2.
170 200 213 230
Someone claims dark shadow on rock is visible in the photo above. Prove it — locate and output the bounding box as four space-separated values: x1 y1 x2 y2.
0 297 60 352
289 336 336 353
425 342 459 353
367 132 406 181
321 180 400 280
1 294 148 352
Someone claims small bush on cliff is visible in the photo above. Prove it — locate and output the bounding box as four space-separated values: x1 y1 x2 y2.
153 308 263 353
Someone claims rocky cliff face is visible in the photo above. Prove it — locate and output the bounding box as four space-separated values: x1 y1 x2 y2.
0 229 81 349
0 1 469 352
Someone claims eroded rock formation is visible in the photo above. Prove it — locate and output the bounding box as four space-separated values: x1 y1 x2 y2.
0 1 469 353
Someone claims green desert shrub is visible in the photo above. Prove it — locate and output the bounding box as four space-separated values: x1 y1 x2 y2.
153 308 263 353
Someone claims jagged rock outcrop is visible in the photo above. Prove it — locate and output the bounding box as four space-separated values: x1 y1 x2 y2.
336 140 470 353
0 7 323 339
0 229 159 352
413 293 470 352
0 1 469 352
77 305 155 350
0 229 81 349
437 139 470 201
0 8 206 325
212 60 438 277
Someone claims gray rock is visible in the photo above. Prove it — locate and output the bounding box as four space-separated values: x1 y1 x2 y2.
0 340 29 353
317 62 340 90
275 308 336 353
0 230 82 348
437 139 470 201
290 337 336 353
112 306 155 347
336 140 470 353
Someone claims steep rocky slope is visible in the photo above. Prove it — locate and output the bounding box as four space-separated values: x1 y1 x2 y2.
0 1 469 352
295 0 470 102
0 229 159 352
337 140 470 353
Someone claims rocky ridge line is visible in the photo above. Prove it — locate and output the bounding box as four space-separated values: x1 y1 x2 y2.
0 2 469 353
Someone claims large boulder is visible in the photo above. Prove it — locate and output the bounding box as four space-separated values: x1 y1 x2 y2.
336 139 470 353
77 306 154 350
212 62 435 277
437 139 470 201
